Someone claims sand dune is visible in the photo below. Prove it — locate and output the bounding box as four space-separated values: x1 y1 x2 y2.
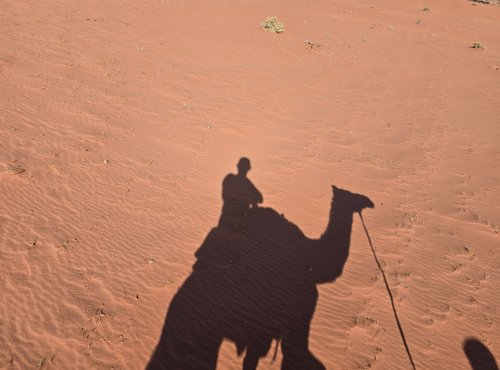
1 0 499 369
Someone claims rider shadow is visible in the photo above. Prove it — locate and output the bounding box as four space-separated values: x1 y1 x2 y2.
147 158 374 370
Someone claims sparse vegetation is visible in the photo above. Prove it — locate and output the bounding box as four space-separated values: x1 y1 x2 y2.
472 41 485 49
260 16 285 34
7 163 25 175
423 7 431 11
304 40 322 49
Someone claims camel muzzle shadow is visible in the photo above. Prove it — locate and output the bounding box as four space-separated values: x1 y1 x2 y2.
146 184 374 370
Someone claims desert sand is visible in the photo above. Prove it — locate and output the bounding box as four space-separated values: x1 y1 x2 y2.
1 0 499 369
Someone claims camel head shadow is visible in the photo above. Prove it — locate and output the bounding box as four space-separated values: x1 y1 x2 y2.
147 185 374 370
332 185 374 214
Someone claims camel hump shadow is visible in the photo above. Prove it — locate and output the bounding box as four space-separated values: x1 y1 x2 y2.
147 185 374 370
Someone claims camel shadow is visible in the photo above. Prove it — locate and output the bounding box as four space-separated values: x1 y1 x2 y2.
147 179 373 369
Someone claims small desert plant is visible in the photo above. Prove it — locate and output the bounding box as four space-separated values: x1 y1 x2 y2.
260 16 285 33
7 163 25 175
422 7 431 11
472 41 485 49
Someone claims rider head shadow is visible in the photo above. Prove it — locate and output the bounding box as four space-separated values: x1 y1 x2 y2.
464 337 499 370
218 157 263 232
147 158 374 370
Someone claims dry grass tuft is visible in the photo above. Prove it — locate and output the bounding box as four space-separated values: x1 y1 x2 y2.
260 16 285 34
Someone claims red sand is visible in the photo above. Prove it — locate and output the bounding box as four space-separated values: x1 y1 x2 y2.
1 0 499 369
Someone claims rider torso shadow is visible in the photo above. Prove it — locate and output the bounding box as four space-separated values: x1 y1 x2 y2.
146 185 373 370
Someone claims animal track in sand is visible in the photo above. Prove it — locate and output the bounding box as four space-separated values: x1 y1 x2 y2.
56 237 78 254
446 245 476 272
392 207 421 234
385 269 412 304
464 272 488 290
80 326 111 347
36 355 56 369
450 245 476 258
467 296 478 305
394 270 412 280
421 303 451 324
449 262 467 272
351 314 384 336
480 313 493 327
367 272 381 285
79 304 114 348
401 211 420 228
473 214 499 233
424 339 439 352
351 345 383 370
